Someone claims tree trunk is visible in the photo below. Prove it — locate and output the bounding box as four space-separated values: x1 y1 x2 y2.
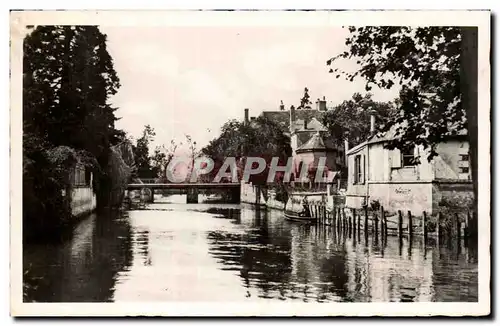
460 27 478 240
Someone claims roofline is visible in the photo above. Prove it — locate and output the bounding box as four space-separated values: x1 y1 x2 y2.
346 141 367 155
347 134 470 155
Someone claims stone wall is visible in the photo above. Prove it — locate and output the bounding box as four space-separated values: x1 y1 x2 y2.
266 189 286 210
240 182 266 207
368 182 433 215
432 181 474 212
71 187 97 217
345 180 473 215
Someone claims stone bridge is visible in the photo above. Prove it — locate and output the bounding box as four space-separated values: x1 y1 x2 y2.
126 179 241 204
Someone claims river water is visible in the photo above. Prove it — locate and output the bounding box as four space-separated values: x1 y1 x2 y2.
23 195 478 303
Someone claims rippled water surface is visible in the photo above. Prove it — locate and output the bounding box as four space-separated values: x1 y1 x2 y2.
23 195 478 302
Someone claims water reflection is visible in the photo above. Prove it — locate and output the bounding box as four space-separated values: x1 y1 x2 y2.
206 205 478 302
23 195 478 302
23 212 134 302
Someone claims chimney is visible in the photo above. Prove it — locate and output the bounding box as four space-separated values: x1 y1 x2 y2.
304 118 308 130
319 96 327 111
370 109 376 134
279 100 285 111
289 105 296 132
244 108 249 125
344 132 350 166
315 98 320 110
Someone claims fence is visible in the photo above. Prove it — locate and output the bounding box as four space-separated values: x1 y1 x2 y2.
305 198 476 241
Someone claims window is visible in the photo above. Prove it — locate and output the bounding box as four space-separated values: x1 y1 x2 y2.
354 155 364 184
401 147 416 167
72 165 90 187
459 167 469 174
460 154 469 161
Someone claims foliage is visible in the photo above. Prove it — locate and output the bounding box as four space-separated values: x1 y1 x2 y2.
298 87 312 109
24 26 122 162
322 93 396 147
132 124 156 178
105 142 135 208
23 25 124 240
327 27 465 160
151 140 179 181
202 115 292 184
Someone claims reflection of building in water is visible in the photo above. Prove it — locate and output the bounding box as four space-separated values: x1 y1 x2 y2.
344 237 433 302
289 226 349 302
289 226 319 301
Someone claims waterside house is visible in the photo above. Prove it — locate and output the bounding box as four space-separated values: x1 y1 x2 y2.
244 97 345 185
68 163 97 217
345 119 472 215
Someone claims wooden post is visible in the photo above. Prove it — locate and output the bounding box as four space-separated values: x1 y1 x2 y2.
438 212 443 240
357 210 361 236
456 213 461 239
374 209 379 235
379 206 384 236
364 206 368 233
348 211 352 232
465 210 470 242
408 210 413 238
422 211 428 240
398 210 403 240
352 208 356 232
383 211 388 237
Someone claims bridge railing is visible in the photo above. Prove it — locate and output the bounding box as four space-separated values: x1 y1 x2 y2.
137 178 159 184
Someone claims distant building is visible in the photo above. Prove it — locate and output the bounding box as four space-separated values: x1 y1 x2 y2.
69 163 97 217
345 117 472 214
244 97 345 184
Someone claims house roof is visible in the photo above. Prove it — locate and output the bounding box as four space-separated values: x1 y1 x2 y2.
259 109 327 131
346 123 468 155
296 131 335 153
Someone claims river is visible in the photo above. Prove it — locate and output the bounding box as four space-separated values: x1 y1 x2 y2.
23 195 478 303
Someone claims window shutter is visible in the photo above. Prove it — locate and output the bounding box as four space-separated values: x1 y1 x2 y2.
349 156 355 184
392 149 401 168
360 154 365 184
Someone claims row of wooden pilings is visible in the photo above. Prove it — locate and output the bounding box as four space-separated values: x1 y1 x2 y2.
306 202 473 241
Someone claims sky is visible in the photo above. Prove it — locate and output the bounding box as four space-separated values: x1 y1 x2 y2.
100 26 400 153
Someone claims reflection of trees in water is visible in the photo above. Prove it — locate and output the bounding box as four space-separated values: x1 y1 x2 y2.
23 211 134 302
206 207 351 301
134 229 151 266
206 208 293 300
431 240 478 302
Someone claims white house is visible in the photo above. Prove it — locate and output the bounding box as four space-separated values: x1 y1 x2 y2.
345 122 472 215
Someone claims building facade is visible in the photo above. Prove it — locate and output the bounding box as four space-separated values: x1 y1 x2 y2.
345 124 472 215
69 163 97 217
244 97 345 184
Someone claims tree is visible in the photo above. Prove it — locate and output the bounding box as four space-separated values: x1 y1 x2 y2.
151 140 179 181
328 26 478 236
322 93 395 147
202 116 291 184
298 87 312 109
23 26 122 162
327 27 466 159
132 125 156 178
23 25 124 236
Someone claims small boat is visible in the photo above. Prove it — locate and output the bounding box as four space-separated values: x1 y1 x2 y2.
284 210 317 223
